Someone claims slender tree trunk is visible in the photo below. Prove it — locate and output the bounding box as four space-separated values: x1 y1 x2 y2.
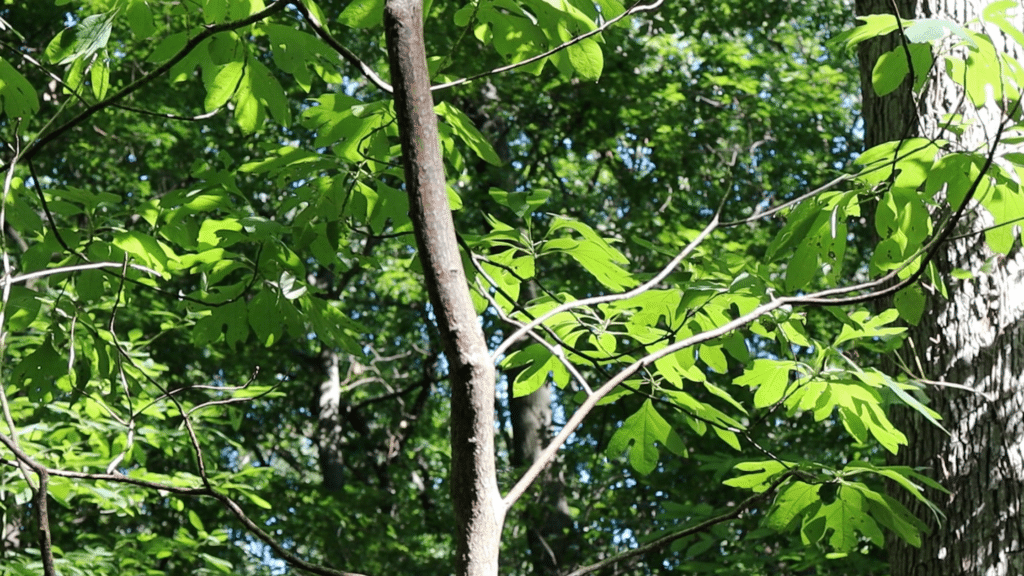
856 1 1024 574
384 2 504 575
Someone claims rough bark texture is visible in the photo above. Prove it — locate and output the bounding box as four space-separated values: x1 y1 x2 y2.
383 2 504 575
856 0 1024 574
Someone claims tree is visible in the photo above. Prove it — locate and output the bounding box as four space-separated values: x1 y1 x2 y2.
853 0 1024 574
0 1 1021 575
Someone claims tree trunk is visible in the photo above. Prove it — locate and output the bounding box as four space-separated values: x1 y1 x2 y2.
510 383 577 574
384 1 504 575
317 347 346 492
856 1 1024 574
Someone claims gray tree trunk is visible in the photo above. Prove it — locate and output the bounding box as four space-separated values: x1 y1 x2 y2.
317 347 346 491
856 0 1024 574
384 1 504 574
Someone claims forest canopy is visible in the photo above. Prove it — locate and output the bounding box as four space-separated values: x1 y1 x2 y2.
0 1 1022 575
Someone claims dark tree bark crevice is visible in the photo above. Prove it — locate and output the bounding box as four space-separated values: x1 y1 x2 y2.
856 1 1024 574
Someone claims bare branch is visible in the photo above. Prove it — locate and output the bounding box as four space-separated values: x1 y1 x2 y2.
471 258 594 396
0 260 161 287
491 207 721 362
0 435 57 575
290 0 395 94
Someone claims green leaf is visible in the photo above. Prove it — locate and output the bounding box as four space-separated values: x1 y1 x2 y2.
113 231 176 277
766 481 818 532
606 400 686 475
90 56 110 100
734 359 797 409
785 241 818 291
6 286 42 331
47 12 115 65
201 554 235 574
11 337 64 401
188 509 205 531
872 44 932 96
203 0 228 23
699 344 728 374
126 0 156 38
594 0 626 19
893 285 925 325
193 300 249 348
856 487 925 547
723 460 790 493
833 308 904 346
978 182 1024 255
566 37 603 81
982 1 1024 48
957 33 1004 107
832 14 901 50
436 101 502 165
248 290 283 346
543 216 636 291
250 59 290 125
235 87 262 134
857 370 946 434
846 461 947 495
813 485 884 550
489 188 551 217
338 0 384 28
0 58 39 118
502 343 570 396
205 60 244 111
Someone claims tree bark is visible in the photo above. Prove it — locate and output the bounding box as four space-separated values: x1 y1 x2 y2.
317 347 346 492
856 1 1024 574
383 2 504 575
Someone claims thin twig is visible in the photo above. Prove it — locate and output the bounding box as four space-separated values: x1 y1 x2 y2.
491 202 722 362
0 260 160 287
563 472 796 576
21 0 290 164
289 0 395 93
431 0 665 91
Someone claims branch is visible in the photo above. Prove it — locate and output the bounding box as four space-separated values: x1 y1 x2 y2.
491 204 722 362
0 435 57 575
563 472 795 576
431 0 665 92
21 0 290 164
289 0 395 94
504 114 1012 510
0 260 160 287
